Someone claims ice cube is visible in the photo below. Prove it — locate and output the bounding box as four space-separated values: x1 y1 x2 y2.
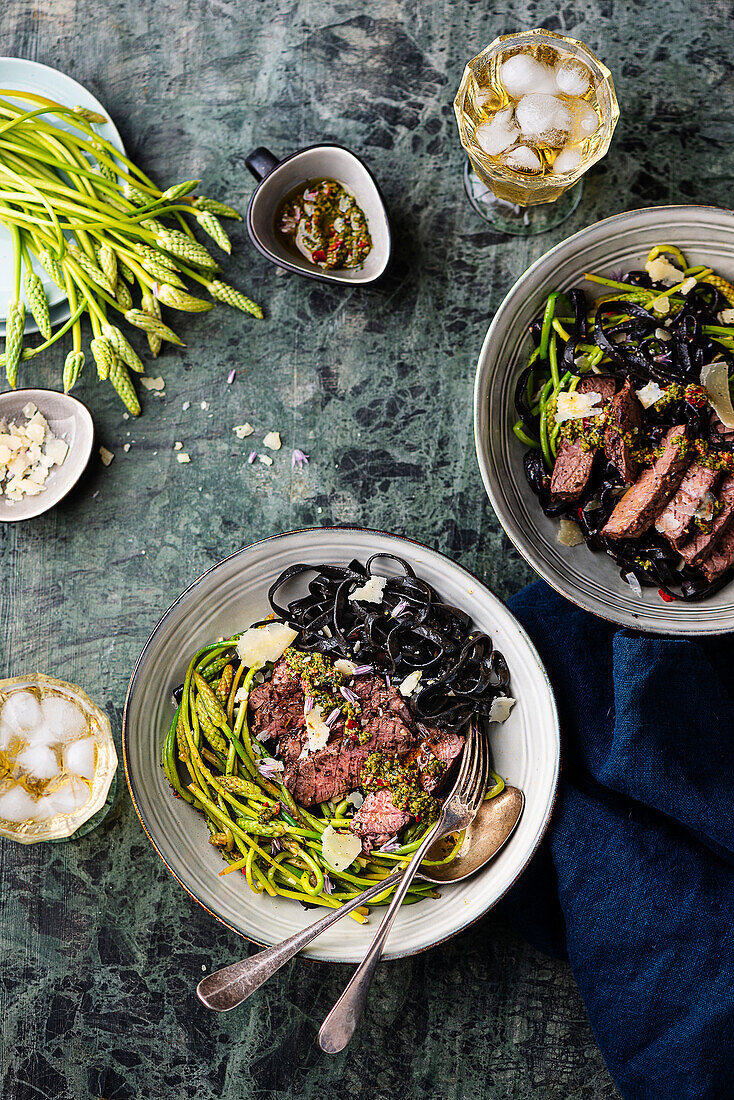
568 99 600 143
475 107 519 156
503 146 542 172
0 785 37 822
42 777 89 816
515 94 571 148
552 146 583 174
555 59 592 97
1 690 43 733
40 695 87 742
63 737 96 780
16 744 60 780
33 795 61 821
500 53 557 97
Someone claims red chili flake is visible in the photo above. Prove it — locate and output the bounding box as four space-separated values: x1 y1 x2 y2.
577 507 584 521
658 588 676 602
312 249 326 263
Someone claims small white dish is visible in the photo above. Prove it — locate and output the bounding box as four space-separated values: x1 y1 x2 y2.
0 388 94 522
123 527 560 962
246 144 391 285
0 57 126 334
474 204 734 635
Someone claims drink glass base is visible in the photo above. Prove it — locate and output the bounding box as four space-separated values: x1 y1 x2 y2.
463 161 584 235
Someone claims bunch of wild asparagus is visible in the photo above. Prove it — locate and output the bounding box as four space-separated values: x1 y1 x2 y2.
0 89 262 414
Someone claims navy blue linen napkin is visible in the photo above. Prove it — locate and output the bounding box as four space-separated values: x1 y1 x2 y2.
501 581 734 1100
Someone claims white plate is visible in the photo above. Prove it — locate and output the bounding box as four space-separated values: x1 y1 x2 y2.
0 387 94 522
123 528 560 962
474 204 734 635
0 58 126 334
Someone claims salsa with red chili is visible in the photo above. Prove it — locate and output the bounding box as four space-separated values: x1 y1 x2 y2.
276 178 372 270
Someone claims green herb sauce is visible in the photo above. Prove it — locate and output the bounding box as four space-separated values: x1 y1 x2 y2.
276 179 372 270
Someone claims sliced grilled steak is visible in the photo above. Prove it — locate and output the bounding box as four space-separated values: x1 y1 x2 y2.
249 657 306 743
411 728 465 793
602 425 690 540
604 379 642 482
350 789 410 849
550 376 617 503
698 520 734 581
677 475 734 567
654 463 721 547
710 413 734 448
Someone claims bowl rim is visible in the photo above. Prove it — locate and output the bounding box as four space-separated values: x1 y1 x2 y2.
0 386 95 523
474 202 734 634
122 525 560 960
246 142 392 286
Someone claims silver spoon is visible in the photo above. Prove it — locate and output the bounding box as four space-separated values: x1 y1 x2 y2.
196 785 524 1014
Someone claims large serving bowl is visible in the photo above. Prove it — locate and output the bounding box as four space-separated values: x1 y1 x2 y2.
474 204 734 635
123 527 559 962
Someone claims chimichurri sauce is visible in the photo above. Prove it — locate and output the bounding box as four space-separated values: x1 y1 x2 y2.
276 178 372 270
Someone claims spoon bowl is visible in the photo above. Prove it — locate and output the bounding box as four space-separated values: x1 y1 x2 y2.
421 786 525 883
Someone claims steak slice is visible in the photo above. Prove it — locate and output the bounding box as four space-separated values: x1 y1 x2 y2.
412 727 465 793
677 475 734 567
698 520 734 581
550 376 617 503
602 425 690 540
349 789 410 849
604 379 642 482
655 463 721 547
249 657 306 744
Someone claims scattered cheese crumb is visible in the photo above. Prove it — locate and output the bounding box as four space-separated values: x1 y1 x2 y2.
346 790 364 810
99 447 114 466
140 376 165 391
650 295 670 315
680 277 698 295
176 452 191 464
263 431 281 451
233 423 254 439
123 443 131 453
334 659 356 677
200 401 208 410
718 308 734 325
349 575 388 603
182 401 191 411
259 454 273 467
554 390 604 423
173 441 183 451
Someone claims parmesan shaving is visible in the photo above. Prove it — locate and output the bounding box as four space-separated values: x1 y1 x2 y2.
263 431 281 450
556 518 585 546
305 704 331 752
0 407 69 502
348 575 388 603
321 823 362 872
636 381 666 409
334 659 356 677
718 308 734 325
488 696 516 723
399 670 422 697
701 361 734 428
233 423 254 438
236 623 298 668
554 390 604 423
645 256 685 286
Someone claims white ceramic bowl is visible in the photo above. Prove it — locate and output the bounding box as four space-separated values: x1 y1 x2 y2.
0 57 125 334
0 388 94 523
123 528 559 961
474 204 734 635
246 144 391 285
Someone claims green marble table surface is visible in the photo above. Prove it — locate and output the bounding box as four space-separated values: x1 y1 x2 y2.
0 0 729 1095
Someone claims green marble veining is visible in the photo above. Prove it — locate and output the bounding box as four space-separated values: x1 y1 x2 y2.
2 0 730 1095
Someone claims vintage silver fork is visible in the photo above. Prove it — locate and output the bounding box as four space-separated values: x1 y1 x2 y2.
318 717 489 1053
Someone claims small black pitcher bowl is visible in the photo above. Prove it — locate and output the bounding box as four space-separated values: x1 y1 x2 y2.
245 144 392 286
